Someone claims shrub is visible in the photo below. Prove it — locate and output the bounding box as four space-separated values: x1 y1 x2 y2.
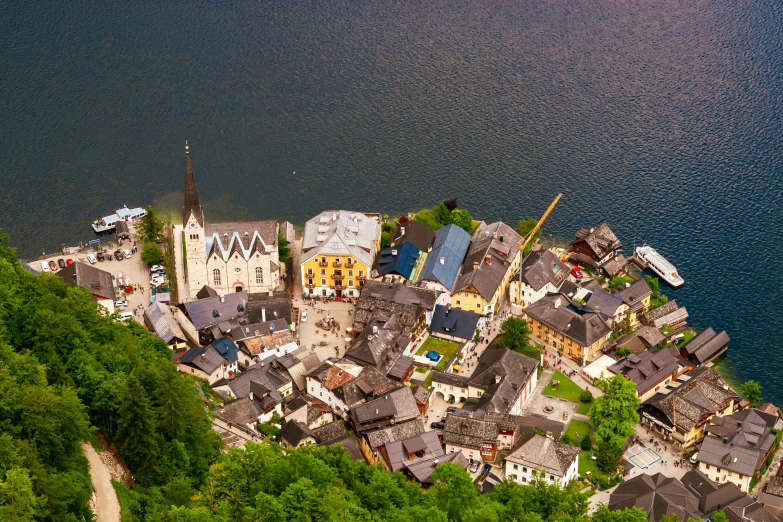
580 436 593 451
580 391 593 403
560 434 573 446
141 242 163 266
596 444 623 473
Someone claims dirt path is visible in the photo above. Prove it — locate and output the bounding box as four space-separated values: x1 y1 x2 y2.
82 443 121 522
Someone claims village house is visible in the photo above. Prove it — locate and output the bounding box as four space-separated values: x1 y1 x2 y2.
417 224 472 295
353 280 444 339
305 359 399 417
431 346 539 415
272 347 322 393
300 210 381 298
509 249 569 308
641 300 689 330
230 320 297 366
696 409 777 492
372 220 435 283
569 223 623 269
177 337 239 383
611 326 666 354
640 368 742 448
280 420 316 449
361 419 426 466
585 288 628 327
181 290 249 346
349 386 420 435
246 291 292 324
412 385 431 415
525 293 613 367
607 348 690 401
379 429 469 484
144 301 188 350
428 304 485 343
283 395 334 429
615 278 653 325
442 410 524 463
505 434 580 486
451 221 523 318
57 260 118 312
215 396 266 436
681 328 731 367
344 315 414 382
181 144 280 299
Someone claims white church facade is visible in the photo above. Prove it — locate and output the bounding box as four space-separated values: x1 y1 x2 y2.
182 142 280 299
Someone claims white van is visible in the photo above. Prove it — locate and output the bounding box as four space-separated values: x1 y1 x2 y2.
119 311 133 322
87 254 97 264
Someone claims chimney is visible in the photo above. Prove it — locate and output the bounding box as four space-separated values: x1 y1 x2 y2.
428 245 433 253
495 375 502 384
249 391 254 401
201 353 207 361
433 459 439 467
473 262 479 270
499 235 504 243
229 371 235 380
485 255 492 265
554 298 561 309
373 325 378 334
493 232 498 239
391 249 398 256
255 330 260 336
220 295 225 303
262 308 266 322
400 227 405 235
625 282 631 288
375 409 379 415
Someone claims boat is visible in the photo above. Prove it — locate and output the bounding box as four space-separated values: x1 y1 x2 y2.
92 205 147 233
635 244 684 287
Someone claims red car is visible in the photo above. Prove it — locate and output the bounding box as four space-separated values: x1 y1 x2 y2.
571 267 584 279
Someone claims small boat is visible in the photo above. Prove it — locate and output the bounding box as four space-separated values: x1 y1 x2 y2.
635 244 684 287
92 205 147 233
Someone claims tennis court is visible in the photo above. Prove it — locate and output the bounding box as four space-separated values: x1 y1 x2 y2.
626 444 662 470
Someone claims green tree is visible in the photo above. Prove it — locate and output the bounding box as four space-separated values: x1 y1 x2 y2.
591 374 640 449
498 317 541 359
428 462 478 522
592 505 649 522
580 436 593 451
645 275 660 297
741 380 763 406
711 512 729 522
0 467 42 522
142 242 164 266
615 348 634 357
450 208 474 233
116 374 160 480
608 275 633 290
516 218 541 241
596 444 623 473
277 233 291 264
138 206 166 243
381 230 392 249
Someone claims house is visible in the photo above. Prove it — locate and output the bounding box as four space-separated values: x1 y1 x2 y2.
429 304 484 343
350 386 420 435
412 385 431 415
372 221 435 283
505 434 580 486
344 315 413 379
305 359 399 417
57 261 118 311
181 291 249 345
451 221 523 318
216 396 264 435
300 210 381 298
379 430 469 484
585 288 627 326
232 322 297 366
280 420 316 449
442 409 525 462
391 220 436 252
353 280 443 338
696 410 777 492
525 294 613 367
177 337 239 383
607 348 690 401
640 368 742 448
283 395 334 429
641 300 688 329
211 355 295 422
509 249 569 308
273 346 322 393
613 326 666 354
431 346 539 415
181 145 279 299
361 419 426 465
570 224 622 266
615 279 653 325
246 291 292 325
417 224 472 294
144 301 188 350
609 470 779 522
682 328 731 366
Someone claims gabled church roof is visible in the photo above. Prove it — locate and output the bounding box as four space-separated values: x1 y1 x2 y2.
183 141 204 227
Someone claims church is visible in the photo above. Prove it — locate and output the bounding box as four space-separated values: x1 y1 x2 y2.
182 142 280 299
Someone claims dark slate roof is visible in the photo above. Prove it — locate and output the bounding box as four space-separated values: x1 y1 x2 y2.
609 472 702 522
518 249 569 292
385 431 443 471
354 281 439 331
586 288 625 318
407 452 468 484
482 472 503 494
321 434 365 462
217 396 262 425
196 285 219 299
430 305 481 341
365 419 426 451
183 292 249 330
391 220 436 252
344 315 411 375
230 319 290 342
572 223 622 260
312 421 346 444
144 301 187 344
280 420 315 447
506 434 579 477
700 434 769 478
515 416 566 439
183 146 204 227
698 410 775 477
617 279 653 311
443 413 500 449
418 224 471 290
214 355 291 399
373 242 421 280
602 254 628 277
431 371 471 388
525 294 612 347
642 300 679 325
247 292 292 324
685 328 731 365
351 387 419 432
179 339 238 375
452 221 522 300
608 348 681 396
466 346 539 414
387 355 414 381
57 261 116 300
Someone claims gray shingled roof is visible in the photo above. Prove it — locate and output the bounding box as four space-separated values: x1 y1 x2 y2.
354 281 439 332
58 261 117 301
312 421 346 444
685 328 731 365
617 279 653 311
280 420 315 447
365 419 425 451
641 300 679 325
650 307 689 328
506 434 579 477
406 452 468 484
390 220 436 252
351 387 419 429
144 301 187 344
466 346 539 414
608 348 680 396
385 431 443 472
452 221 522 299
344 315 411 375
525 294 612 348
572 223 622 261
301 211 380 267
205 221 278 262
217 396 262 425
518 249 568 292
698 436 764 477
609 472 701 521
586 288 625 318
183 292 249 330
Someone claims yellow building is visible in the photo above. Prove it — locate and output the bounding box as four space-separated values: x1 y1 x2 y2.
615 279 653 325
301 211 381 298
450 222 522 318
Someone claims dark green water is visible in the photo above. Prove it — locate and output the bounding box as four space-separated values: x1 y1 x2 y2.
2 1 782 400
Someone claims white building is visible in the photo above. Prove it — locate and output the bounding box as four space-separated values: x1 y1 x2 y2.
505 434 580 486
182 142 280 299
509 249 569 308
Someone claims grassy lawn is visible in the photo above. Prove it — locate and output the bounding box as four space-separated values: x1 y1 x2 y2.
415 366 427 373
664 330 695 348
578 451 606 480
417 337 461 371
543 370 585 403
564 419 592 442
423 372 434 389
576 402 592 415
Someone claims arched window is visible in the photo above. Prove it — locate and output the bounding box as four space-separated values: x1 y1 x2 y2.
213 269 221 286
255 267 263 284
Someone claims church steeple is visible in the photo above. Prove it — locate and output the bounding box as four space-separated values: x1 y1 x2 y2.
183 140 204 227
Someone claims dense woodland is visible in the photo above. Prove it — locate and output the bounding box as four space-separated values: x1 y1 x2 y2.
0 229 704 522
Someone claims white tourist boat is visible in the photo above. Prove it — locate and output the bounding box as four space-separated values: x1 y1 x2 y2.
635 244 684 287
92 205 147 233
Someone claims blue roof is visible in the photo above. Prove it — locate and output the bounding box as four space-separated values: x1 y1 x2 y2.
374 241 420 280
211 337 238 363
418 224 471 290
429 305 482 341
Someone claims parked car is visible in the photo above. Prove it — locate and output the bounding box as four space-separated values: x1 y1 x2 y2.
150 277 165 287
48 260 58 271
57 258 66 269
482 464 491 474
114 250 123 261
469 461 480 473
40 261 50 273
689 452 698 464
65 258 74 265
150 265 164 273
87 254 97 264
122 249 132 259
96 252 105 261
571 266 584 279
672 333 686 345
118 311 133 322
430 422 445 430
115 300 129 309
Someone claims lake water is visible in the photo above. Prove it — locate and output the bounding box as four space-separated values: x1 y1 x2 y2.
2 1 782 400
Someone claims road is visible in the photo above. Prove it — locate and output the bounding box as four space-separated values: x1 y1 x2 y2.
82 443 120 522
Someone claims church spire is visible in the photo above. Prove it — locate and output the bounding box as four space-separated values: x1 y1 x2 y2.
183 140 204 227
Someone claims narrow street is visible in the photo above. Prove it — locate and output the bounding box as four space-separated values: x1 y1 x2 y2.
82 443 120 522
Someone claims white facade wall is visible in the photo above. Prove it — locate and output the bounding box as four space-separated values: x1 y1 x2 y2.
446 443 485 463
433 380 469 402
505 455 578 486
306 377 349 415
698 462 751 492
185 216 208 298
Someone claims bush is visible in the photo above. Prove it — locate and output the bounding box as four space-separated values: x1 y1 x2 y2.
560 434 573 446
581 436 593 451
141 242 163 266
580 391 593 403
596 444 623 473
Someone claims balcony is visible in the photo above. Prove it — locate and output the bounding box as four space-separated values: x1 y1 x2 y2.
335 282 344 290
333 260 342 267
306 272 315 279
357 274 365 281
306 283 315 288
345 261 354 268
318 260 328 267
332 273 343 280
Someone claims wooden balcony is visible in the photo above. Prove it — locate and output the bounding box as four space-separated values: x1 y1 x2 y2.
333 260 342 267
357 274 365 281
306 283 315 288
335 282 344 290
318 260 328 267
332 273 343 280
345 261 354 268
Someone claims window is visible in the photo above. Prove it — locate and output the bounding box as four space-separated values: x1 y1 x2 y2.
358 270 364 277
255 267 263 284
521 477 527 483
321 278 326 285
550 475 555 481
213 269 221 285
321 257 326 263
513 464 518 470
320 268 326 275
308 279 313 286
457 301 461 305
523 467 527 472
476 391 482 397
348 280 354 287
348 270 354 276
477 304 481 308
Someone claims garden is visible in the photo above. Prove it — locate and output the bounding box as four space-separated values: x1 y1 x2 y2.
416 337 461 371
543 370 594 414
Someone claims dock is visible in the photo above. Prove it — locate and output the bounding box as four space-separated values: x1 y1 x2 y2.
627 254 648 270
